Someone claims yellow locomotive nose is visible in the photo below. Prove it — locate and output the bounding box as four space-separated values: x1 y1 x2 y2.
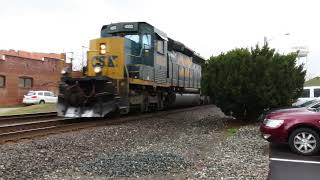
87 37 125 79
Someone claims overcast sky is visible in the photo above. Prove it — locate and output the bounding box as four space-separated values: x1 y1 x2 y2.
0 0 319 78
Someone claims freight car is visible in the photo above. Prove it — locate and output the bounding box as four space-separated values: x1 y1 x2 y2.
57 22 205 117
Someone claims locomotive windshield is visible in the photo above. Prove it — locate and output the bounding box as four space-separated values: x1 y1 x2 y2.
124 34 139 43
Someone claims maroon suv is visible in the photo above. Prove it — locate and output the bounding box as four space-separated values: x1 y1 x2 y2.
260 106 320 155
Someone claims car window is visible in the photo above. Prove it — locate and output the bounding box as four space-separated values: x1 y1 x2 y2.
38 92 43 96
301 89 310 98
314 88 320 97
314 107 320 112
26 91 35 96
50 92 55 97
44 92 51 96
299 100 316 107
310 103 320 109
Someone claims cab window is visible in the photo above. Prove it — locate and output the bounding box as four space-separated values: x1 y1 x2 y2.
142 34 151 49
157 40 164 54
125 35 139 43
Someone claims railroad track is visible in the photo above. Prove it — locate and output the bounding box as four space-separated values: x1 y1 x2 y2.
0 112 57 125
0 105 211 144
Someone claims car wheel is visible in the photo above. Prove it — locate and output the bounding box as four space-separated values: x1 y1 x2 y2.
289 128 320 155
39 100 45 104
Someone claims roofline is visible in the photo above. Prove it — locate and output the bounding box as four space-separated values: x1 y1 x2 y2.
0 54 63 61
101 22 203 60
304 86 320 88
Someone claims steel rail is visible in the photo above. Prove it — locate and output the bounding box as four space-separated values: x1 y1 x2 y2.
0 112 57 121
0 105 211 144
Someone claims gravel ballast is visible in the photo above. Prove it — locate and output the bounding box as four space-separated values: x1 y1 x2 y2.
0 105 269 179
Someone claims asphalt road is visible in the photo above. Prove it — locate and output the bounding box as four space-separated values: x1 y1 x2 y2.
268 143 320 180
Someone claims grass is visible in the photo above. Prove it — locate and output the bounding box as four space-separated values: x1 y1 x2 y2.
0 104 26 108
227 128 238 136
0 103 57 116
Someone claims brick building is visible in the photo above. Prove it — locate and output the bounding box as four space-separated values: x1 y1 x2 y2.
0 50 66 105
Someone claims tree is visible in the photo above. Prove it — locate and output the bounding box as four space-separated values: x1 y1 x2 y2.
203 44 306 121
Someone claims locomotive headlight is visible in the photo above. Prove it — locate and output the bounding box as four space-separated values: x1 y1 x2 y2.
94 66 102 73
100 44 106 54
100 49 107 54
100 44 106 49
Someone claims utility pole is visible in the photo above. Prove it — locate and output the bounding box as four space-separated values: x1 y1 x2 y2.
81 46 88 69
65 51 74 70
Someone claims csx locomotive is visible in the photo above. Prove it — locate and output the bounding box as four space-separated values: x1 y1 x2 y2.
57 22 205 117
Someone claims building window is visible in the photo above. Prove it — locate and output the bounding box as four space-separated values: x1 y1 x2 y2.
314 88 320 97
0 75 5 88
19 77 33 88
301 89 310 98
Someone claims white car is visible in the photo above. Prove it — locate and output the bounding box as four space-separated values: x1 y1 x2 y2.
292 86 320 106
23 91 58 105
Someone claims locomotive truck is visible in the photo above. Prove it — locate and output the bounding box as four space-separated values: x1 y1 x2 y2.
57 22 205 117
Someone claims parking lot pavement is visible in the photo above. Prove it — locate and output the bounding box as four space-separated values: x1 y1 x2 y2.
268 143 320 180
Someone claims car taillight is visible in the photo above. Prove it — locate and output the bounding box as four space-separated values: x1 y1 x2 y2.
31 96 37 99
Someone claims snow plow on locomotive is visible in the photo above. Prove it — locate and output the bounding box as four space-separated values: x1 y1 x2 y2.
57 22 206 117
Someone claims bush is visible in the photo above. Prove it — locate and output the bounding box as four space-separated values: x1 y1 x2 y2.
202 44 306 121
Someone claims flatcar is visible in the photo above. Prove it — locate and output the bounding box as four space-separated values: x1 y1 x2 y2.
57 22 205 117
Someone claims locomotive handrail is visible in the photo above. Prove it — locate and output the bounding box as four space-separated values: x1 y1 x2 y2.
127 44 145 58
